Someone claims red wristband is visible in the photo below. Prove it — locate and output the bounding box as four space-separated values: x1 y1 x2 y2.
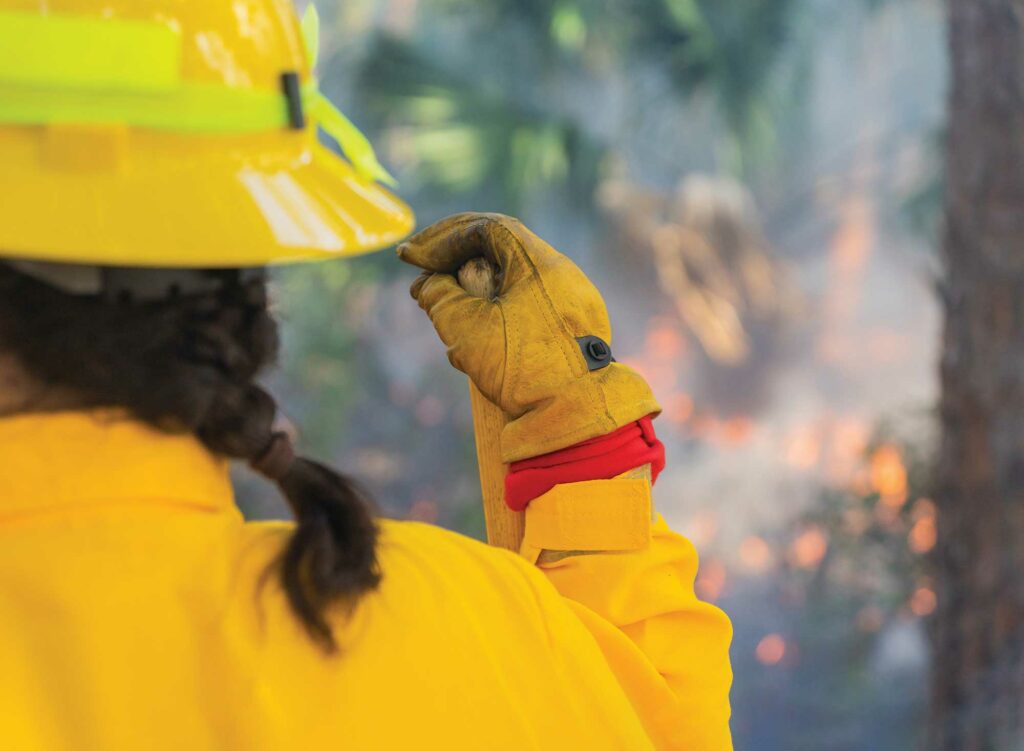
503 415 665 511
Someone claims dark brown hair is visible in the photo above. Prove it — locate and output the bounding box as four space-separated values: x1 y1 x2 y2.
0 265 379 652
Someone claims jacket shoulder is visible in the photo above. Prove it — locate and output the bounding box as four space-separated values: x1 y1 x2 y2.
375 519 558 637
233 517 558 647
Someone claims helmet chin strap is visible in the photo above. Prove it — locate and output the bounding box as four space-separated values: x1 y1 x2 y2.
4 260 263 302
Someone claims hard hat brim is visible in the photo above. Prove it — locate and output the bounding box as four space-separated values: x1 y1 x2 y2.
0 126 415 268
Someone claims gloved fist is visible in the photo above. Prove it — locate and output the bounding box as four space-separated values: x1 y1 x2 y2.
398 212 660 463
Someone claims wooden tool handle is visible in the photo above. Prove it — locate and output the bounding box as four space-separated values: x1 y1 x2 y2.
457 258 524 552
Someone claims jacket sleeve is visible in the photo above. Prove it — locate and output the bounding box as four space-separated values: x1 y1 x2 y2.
518 476 734 750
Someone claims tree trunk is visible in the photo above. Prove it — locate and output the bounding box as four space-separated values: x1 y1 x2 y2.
930 1 1024 748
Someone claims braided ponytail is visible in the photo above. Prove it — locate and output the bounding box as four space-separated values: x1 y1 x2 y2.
0 266 380 652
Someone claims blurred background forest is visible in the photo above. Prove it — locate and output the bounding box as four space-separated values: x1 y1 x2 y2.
240 0 950 747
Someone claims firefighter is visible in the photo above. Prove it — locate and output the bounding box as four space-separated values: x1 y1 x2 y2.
0 1 732 748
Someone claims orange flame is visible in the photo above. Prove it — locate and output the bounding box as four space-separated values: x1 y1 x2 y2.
870 444 908 508
721 416 755 447
790 526 828 569
909 516 936 554
910 587 937 617
665 392 694 425
756 634 786 665
645 322 687 360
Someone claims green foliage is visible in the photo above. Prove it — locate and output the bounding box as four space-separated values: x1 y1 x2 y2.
550 3 588 54
428 0 602 59
629 0 802 174
345 0 809 208
356 34 603 211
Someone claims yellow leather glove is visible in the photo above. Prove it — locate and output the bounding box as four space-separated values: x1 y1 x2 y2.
398 212 661 463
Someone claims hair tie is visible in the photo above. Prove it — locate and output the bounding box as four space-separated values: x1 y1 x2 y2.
251 431 296 481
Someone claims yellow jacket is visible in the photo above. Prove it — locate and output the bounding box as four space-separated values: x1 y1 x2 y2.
0 412 732 750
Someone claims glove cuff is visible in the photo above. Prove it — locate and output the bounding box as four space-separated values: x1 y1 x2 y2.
518 477 653 562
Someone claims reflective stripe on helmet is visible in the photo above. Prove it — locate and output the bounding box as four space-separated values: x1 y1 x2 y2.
0 7 396 187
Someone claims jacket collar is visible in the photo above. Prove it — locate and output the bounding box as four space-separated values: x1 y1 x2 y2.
0 410 236 520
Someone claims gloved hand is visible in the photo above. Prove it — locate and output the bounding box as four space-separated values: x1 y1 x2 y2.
398 212 660 463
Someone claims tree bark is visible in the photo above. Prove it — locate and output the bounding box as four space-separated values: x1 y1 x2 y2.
930 1 1024 748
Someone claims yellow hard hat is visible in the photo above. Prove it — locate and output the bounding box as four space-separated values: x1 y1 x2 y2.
0 1 415 268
